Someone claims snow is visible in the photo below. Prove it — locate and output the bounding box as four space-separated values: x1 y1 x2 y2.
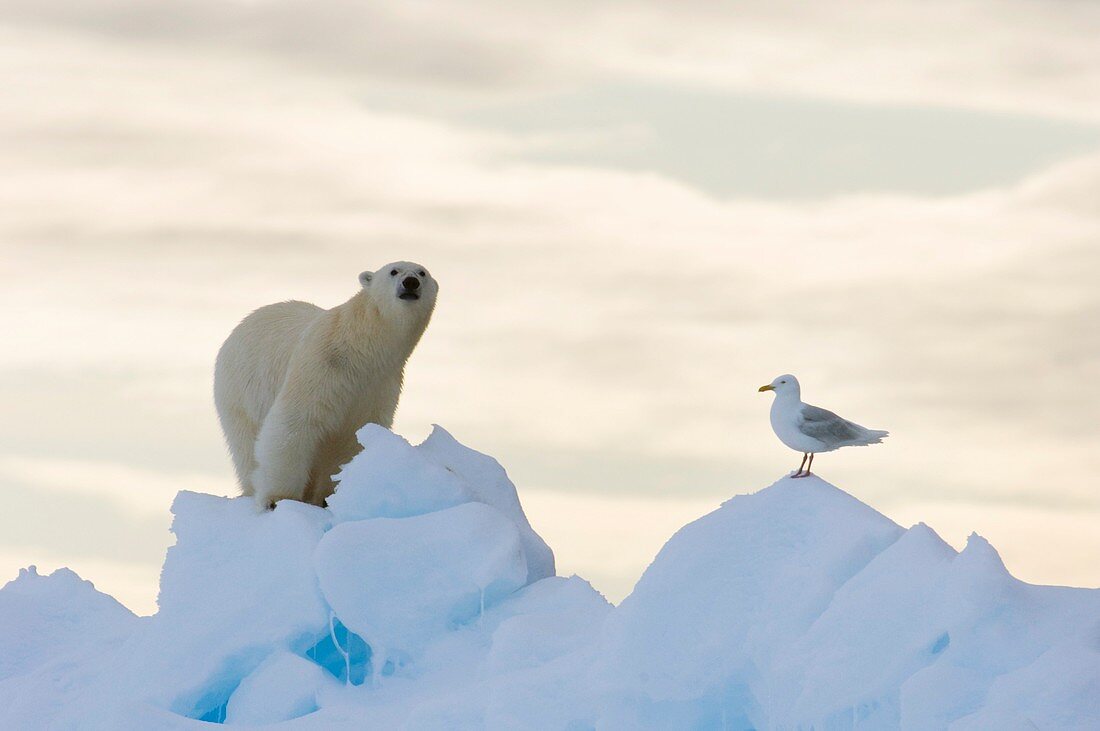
315 502 528 662
1 426 1097 730
0 566 136 683
224 651 336 725
328 425 554 584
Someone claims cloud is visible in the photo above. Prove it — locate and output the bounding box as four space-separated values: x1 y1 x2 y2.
3 0 1100 120
0 0 555 89
584 0 1100 121
451 84 1100 198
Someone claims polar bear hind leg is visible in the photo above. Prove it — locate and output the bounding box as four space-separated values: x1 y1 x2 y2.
222 405 259 496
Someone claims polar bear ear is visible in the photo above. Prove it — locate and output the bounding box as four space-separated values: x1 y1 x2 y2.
358 271 373 286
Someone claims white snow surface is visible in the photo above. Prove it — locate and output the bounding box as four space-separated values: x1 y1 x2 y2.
1 425 1097 730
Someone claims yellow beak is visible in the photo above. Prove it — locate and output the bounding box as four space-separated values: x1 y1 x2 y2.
758 384 774 392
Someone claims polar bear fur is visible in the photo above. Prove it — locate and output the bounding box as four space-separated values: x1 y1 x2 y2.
214 262 438 508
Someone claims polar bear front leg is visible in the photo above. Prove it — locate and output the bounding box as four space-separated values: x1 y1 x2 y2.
251 397 322 509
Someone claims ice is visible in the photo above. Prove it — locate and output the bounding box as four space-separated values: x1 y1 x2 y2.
485 576 610 676
416 425 555 584
765 523 960 727
949 640 1100 731
314 501 528 661
224 650 337 724
594 475 904 719
0 566 136 682
326 425 469 522
306 616 372 685
151 492 333 719
592 475 1100 730
482 578 611 730
1 429 1097 730
328 424 554 583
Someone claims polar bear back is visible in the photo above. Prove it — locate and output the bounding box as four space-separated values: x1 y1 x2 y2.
215 301 324 425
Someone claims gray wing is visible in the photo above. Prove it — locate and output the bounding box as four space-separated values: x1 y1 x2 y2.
798 403 864 445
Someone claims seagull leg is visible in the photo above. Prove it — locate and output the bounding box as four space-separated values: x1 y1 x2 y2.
805 453 815 476
792 453 808 478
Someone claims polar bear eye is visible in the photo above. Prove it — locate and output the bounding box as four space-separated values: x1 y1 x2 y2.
418 270 426 277
390 269 398 276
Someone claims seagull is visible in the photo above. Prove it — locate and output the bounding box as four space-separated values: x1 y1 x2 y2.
758 374 888 478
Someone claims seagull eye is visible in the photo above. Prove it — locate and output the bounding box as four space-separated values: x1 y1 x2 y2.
390 269 398 276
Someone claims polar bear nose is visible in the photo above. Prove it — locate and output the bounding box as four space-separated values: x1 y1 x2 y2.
402 277 420 291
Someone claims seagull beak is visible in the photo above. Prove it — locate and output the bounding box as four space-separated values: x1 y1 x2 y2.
758 384 774 392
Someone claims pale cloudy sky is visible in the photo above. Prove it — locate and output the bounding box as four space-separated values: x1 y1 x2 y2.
2 1 1099 614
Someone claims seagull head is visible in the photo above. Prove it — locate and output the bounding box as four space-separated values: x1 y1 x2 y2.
758 374 799 396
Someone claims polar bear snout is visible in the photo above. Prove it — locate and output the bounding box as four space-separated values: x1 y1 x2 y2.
397 274 422 300
376 261 436 306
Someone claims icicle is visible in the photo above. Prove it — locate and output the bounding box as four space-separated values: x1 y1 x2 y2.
329 611 351 687
371 643 386 689
478 585 485 626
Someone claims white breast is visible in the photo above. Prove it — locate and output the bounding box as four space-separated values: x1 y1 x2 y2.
770 398 828 453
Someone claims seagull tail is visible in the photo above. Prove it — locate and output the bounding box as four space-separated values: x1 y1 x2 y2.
843 427 889 446
860 428 889 445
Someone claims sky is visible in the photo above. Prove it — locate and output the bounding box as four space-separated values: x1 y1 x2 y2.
2 0 1099 615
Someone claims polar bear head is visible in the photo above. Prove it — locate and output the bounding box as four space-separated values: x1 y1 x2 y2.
359 261 439 323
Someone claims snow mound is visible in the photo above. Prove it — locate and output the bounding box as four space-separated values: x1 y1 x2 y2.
224 650 336 725
328 425 554 584
315 502 528 661
594 476 1100 730
1 430 1097 730
0 566 136 683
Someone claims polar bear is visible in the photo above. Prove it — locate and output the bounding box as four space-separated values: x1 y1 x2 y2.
214 262 438 508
